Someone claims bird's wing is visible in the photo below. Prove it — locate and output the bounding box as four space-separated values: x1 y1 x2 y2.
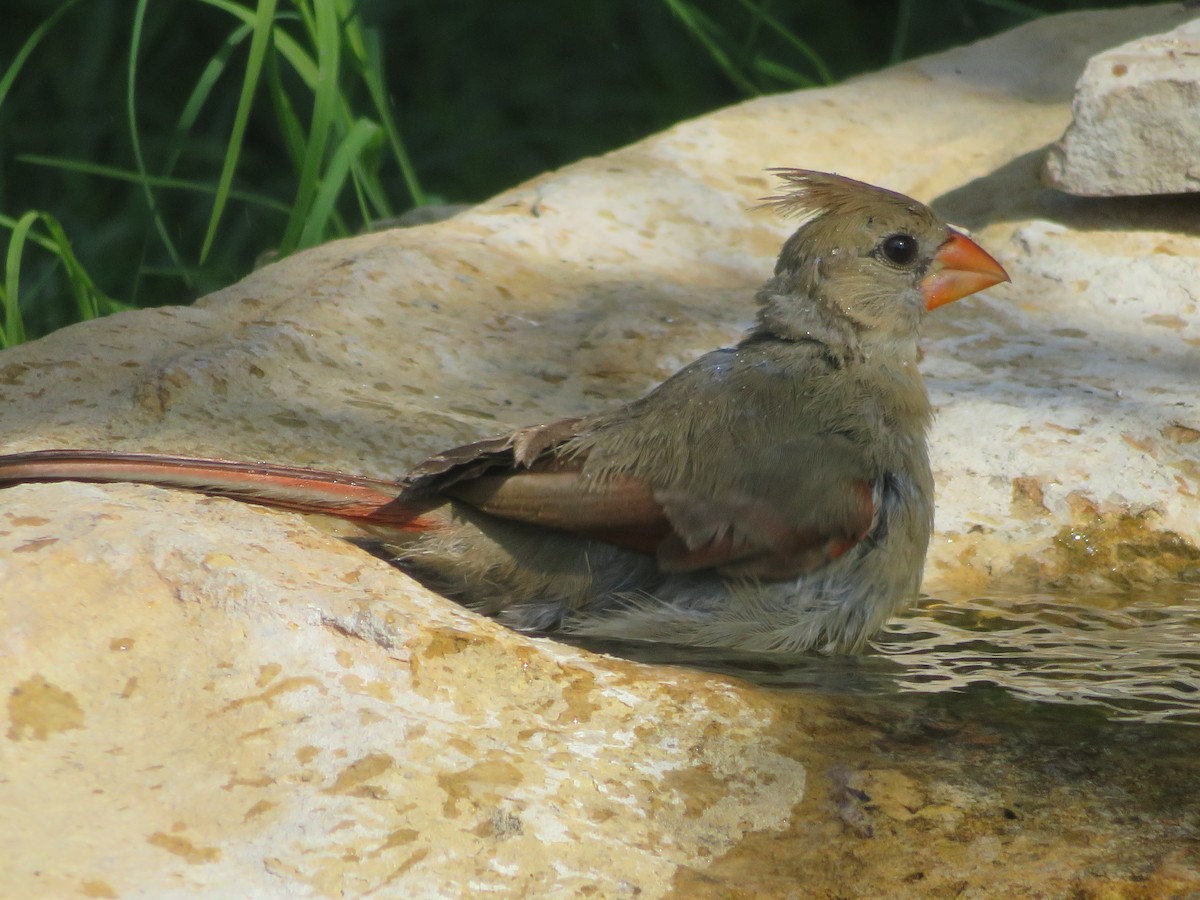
402 417 674 554
429 434 876 579
406 347 879 580
649 436 877 579
402 417 585 493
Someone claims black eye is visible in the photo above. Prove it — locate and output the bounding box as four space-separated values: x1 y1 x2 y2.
880 233 918 266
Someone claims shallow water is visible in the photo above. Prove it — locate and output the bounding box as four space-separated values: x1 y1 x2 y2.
573 590 1200 894
576 589 1200 726
883 593 1200 726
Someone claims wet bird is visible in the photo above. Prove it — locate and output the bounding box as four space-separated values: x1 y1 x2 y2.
0 171 1008 653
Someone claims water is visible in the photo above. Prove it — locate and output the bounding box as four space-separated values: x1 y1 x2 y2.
571 590 1200 893
573 590 1200 726
883 594 1200 726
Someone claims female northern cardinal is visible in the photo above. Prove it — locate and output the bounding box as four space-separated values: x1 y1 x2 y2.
0 171 1008 653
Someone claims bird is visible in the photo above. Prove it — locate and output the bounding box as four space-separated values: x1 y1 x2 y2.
0 170 1009 654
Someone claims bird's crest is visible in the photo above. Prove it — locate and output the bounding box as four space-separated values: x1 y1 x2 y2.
758 169 922 223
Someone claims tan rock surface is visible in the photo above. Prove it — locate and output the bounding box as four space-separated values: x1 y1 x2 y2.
3 5 1200 897
1 484 807 896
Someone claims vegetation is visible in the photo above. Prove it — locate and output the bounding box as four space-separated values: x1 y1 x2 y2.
0 0 1163 345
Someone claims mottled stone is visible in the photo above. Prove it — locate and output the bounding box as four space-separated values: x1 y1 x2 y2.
0 484 806 895
1045 17 1200 196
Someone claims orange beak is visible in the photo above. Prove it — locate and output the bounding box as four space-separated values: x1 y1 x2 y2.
920 230 1010 310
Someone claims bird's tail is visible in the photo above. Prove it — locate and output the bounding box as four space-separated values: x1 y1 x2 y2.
0 449 444 531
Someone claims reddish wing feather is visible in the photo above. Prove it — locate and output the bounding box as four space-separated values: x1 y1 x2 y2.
437 448 877 580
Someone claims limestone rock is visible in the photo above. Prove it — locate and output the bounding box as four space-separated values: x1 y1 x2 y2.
1044 17 1200 195
0 483 806 896
3 4 1200 896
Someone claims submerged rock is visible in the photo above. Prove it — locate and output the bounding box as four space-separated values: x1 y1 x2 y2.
1 4 1198 896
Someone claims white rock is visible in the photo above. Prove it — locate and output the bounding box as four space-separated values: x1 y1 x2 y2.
1044 17 1200 195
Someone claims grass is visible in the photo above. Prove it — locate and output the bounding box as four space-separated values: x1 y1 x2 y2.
0 0 1166 346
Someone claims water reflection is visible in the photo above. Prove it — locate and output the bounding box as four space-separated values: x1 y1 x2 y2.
571 591 1200 726
883 594 1200 726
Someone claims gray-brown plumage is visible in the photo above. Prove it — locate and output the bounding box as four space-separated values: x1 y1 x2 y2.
0 171 1009 653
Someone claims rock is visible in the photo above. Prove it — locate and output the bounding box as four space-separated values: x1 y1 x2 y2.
0 483 807 895
1044 17 1200 195
3 4 1200 896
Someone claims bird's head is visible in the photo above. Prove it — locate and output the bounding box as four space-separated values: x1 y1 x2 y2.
757 169 1009 350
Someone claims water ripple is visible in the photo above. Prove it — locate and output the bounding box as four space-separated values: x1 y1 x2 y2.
878 594 1200 725
572 591 1200 726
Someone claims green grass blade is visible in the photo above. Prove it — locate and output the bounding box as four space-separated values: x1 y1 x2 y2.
890 0 914 64
0 285 10 348
265 31 309 174
752 56 819 90
0 213 59 255
162 20 255 179
200 0 280 264
0 210 128 348
198 0 318 83
190 0 396 254
359 25 425 209
37 215 129 320
1 211 38 347
334 0 365 63
126 0 191 290
298 117 380 248
336 12 392 218
733 0 833 86
16 154 292 214
279 0 340 253
0 0 81 110
661 0 759 96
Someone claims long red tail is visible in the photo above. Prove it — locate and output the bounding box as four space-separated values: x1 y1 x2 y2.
0 450 442 531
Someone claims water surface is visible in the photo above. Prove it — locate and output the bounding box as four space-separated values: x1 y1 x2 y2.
578 589 1200 726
